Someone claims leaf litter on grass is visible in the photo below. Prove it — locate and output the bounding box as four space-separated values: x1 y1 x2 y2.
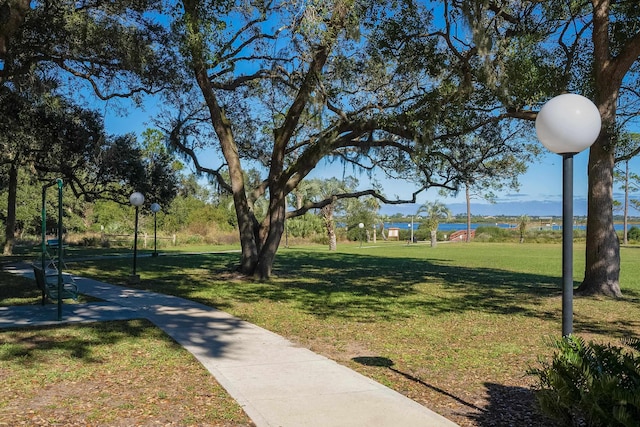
0 320 254 426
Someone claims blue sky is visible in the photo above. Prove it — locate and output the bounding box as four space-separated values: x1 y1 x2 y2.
93 6 640 220
310 148 640 218
104 97 640 219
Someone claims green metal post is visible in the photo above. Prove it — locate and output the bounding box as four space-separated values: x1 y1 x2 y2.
41 187 47 272
56 179 63 321
40 179 64 319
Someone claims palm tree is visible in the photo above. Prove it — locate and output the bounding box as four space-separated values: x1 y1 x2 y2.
518 215 530 243
416 201 451 247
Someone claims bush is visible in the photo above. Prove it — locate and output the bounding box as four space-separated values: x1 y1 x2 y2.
287 214 323 238
528 335 640 426
80 236 102 247
628 226 640 242
474 226 513 242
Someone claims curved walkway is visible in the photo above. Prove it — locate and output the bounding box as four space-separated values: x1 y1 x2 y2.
1 264 458 427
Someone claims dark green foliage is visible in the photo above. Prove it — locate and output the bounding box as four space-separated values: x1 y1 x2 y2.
286 214 323 239
3 0 174 97
528 335 640 426
627 227 640 242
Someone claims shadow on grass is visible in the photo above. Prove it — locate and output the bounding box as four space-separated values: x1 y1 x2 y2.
70 249 640 334
352 356 483 412
352 356 554 426
73 250 565 323
0 270 41 306
471 383 555 427
0 319 175 364
255 251 561 321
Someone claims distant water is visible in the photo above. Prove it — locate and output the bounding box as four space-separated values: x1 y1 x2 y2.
383 222 629 232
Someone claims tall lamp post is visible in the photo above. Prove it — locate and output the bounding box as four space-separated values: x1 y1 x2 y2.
129 191 145 283
358 222 364 247
150 203 161 257
535 94 601 337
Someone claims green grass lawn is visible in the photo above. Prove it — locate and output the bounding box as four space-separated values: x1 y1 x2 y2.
0 320 253 426
3 241 639 426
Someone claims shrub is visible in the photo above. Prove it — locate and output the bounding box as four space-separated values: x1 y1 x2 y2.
528 335 640 426
628 226 640 242
80 236 101 247
474 226 513 242
308 235 325 245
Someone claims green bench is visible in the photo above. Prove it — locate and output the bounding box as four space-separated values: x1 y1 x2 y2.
32 265 79 305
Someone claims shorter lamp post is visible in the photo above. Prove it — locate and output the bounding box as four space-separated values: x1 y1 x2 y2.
150 203 161 257
358 222 364 247
535 93 601 337
129 191 145 283
410 216 414 243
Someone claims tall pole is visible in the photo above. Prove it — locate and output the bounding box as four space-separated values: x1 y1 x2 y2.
133 205 139 277
56 179 63 321
150 203 160 257
562 154 574 336
129 192 144 283
153 211 157 256
623 160 629 245
535 93 601 337
41 185 48 272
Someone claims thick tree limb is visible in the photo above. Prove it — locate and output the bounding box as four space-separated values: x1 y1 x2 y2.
286 186 428 219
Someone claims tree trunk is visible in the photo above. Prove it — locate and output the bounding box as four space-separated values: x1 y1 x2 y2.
3 163 18 255
577 0 630 298
578 136 622 297
623 160 629 245
321 201 337 251
184 0 259 275
0 0 30 58
235 188 259 274
255 193 286 279
328 228 337 251
430 229 437 247
465 183 471 242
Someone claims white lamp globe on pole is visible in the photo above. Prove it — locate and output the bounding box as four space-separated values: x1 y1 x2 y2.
129 192 145 282
536 94 601 155
358 222 364 248
535 94 601 337
130 192 145 208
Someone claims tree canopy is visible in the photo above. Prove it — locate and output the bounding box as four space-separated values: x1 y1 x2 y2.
3 0 638 292
454 0 640 297
160 0 538 278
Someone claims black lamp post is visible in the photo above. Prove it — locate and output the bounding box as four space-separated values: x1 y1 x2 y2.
535 94 601 337
358 222 364 247
129 191 145 283
150 203 161 257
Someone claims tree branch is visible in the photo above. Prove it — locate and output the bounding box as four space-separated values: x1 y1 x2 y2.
286 186 428 219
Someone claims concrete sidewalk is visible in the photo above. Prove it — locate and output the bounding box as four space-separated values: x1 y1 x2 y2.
2 264 458 427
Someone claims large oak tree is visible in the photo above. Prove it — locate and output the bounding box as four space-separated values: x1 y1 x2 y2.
457 0 640 297
581 0 640 297
166 0 532 278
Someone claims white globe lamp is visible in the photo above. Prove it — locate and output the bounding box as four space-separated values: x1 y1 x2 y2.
535 94 601 337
